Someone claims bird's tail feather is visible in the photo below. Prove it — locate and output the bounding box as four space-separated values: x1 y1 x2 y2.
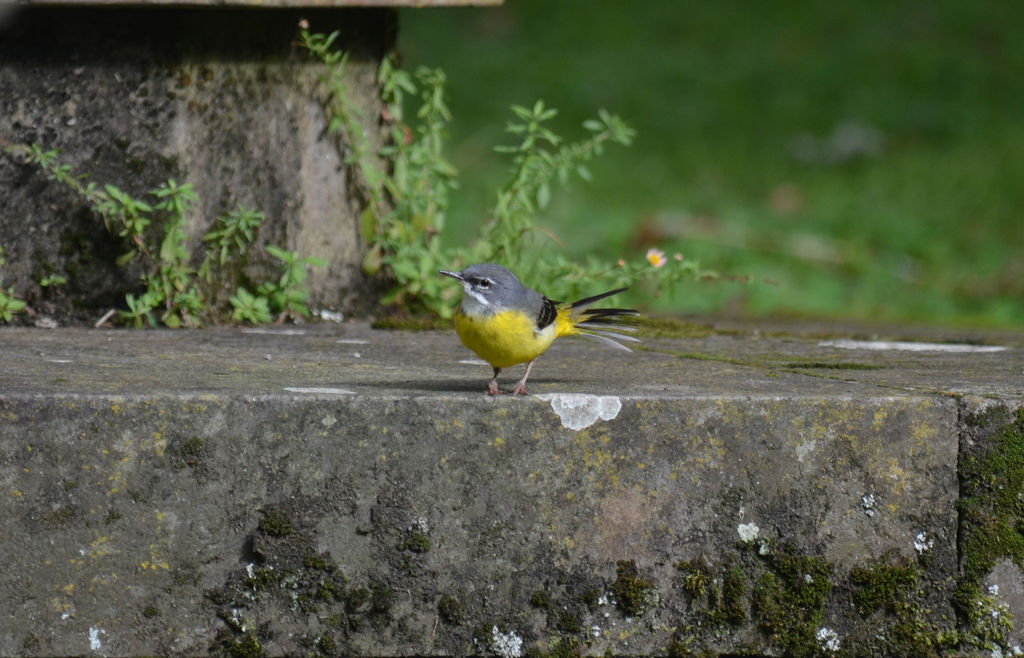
577 330 635 351
570 287 628 310
556 288 640 350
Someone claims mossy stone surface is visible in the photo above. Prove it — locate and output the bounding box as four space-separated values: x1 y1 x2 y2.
0 321 1021 654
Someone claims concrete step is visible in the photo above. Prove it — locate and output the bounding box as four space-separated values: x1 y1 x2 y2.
1 321 1022 656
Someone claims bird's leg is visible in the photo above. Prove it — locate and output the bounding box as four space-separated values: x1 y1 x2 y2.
511 359 536 396
487 366 502 396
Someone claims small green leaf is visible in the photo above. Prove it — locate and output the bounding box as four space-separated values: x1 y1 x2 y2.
511 105 532 120
362 242 383 275
360 207 377 243
265 245 290 262
229 286 272 324
536 182 551 210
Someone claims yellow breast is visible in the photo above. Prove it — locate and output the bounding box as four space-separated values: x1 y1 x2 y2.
454 308 557 368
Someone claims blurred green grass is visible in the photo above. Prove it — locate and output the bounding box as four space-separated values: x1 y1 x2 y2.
398 0 1024 326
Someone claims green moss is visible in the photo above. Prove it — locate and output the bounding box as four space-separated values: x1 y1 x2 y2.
957 406 1024 620
676 559 711 598
258 509 293 537
751 545 833 657
368 581 394 614
847 556 959 655
344 581 393 615
178 436 205 468
315 632 337 654
296 592 318 614
209 511 388 649
212 630 264 658
674 542 967 655
951 405 1024 653
303 553 337 573
398 528 431 553
172 565 200 588
555 610 582 634
43 505 75 525
665 631 715 658
664 637 691 658
142 605 159 618
678 558 745 628
206 586 232 606
438 593 465 625
850 557 918 616
317 580 341 603
661 349 751 367
244 567 282 591
610 560 658 617
544 637 583 658
721 563 747 626
780 360 884 371
578 587 600 610
344 586 368 612
529 590 551 608
959 586 1015 652
297 631 339 655
632 316 720 339
471 624 493 649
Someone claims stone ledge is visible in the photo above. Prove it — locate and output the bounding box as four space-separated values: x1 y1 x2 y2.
0 321 1022 655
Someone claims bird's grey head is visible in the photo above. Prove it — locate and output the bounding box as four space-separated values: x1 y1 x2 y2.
439 263 529 314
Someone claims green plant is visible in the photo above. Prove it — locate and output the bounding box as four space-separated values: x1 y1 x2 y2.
121 291 159 328
0 245 26 322
298 24 712 318
256 246 326 322
142 179 202 327
200 205 264 277
39 274 67 288
3 143 323 327
229 287 271 325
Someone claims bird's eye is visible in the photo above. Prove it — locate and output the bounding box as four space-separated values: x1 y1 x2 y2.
478 278 491 289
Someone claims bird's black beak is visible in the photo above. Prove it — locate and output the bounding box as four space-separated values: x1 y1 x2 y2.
438 269 464 282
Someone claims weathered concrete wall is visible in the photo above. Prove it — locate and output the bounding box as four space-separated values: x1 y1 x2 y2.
1 321 1022 656
0 7 393 320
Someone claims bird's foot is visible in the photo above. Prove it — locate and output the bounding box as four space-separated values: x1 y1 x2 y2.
511 360 535 396
486 367 503 396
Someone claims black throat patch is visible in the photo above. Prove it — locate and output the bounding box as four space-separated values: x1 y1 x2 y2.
536 297 558 330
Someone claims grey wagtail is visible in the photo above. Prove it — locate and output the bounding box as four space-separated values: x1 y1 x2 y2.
439 263 639 395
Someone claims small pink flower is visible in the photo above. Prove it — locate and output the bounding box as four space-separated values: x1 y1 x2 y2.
617 258 625 267
674 252 683 261
298 18 310 30
646 248 667 268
